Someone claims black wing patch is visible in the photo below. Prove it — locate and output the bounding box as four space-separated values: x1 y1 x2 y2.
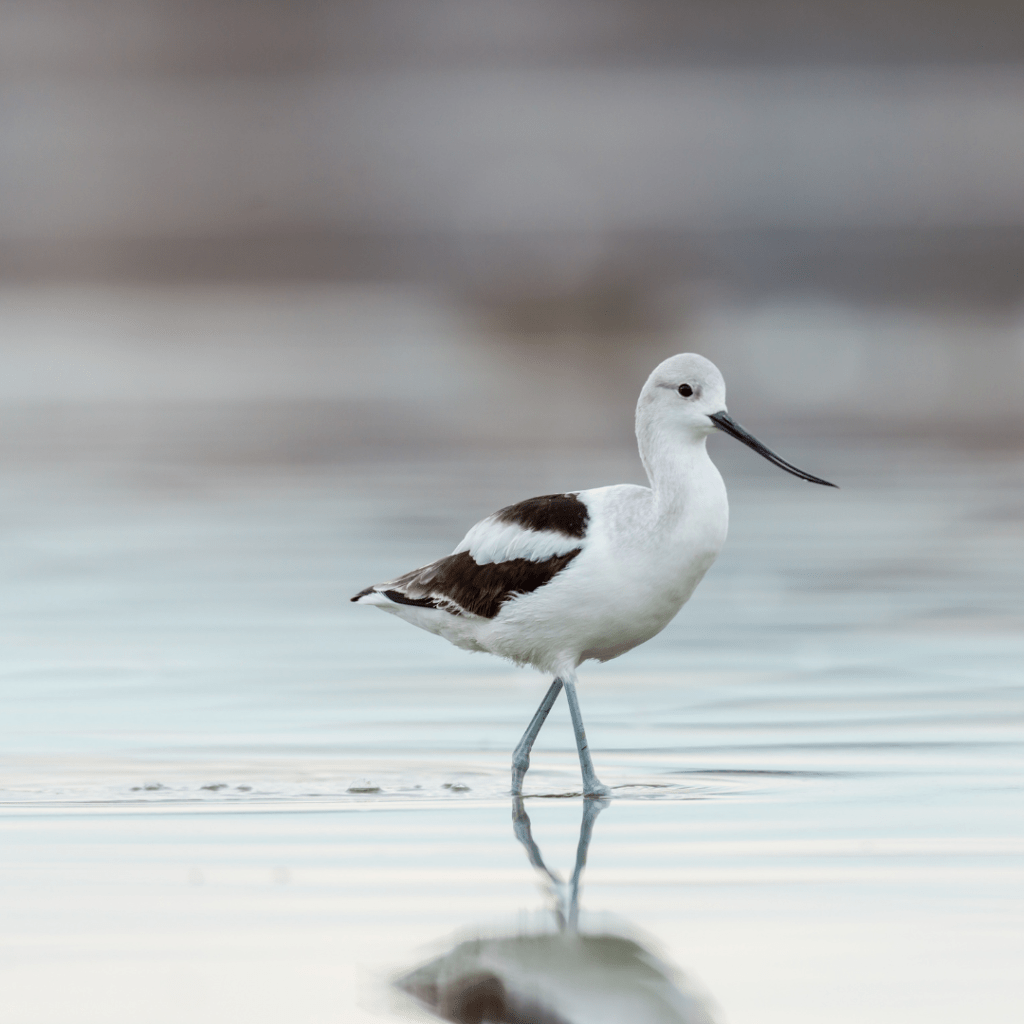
352 548 581 619
494 493 588 539
352 492 588 618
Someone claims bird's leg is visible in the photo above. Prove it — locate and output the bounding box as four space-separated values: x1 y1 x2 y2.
511 678 563 795
566 795 608 930
562 675 611 799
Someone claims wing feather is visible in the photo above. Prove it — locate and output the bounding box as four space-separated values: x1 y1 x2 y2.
352 493 590 619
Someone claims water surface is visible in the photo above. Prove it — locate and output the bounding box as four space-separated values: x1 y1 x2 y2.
2 439 1022 1022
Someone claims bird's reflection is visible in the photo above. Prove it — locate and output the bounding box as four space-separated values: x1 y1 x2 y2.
395 798 723 1024
510 795 603 933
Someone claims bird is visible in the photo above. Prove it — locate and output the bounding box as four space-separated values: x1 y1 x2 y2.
352 353 835 798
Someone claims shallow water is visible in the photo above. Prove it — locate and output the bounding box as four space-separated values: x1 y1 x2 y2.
2 438 1023 1022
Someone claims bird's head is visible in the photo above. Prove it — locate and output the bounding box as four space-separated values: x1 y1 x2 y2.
638 353 837 487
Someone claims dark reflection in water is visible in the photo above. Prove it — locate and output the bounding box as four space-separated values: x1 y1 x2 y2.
396 799 722 1024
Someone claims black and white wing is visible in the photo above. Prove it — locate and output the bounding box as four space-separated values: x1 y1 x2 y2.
351 493 589 619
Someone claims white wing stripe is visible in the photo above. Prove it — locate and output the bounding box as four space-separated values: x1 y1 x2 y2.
453 517 583 566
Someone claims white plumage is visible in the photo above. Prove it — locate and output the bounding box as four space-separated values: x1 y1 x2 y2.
353 353 835 797
455 515 582 565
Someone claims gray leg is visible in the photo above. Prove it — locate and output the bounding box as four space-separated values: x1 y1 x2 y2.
511 678 563 795
562 675 611 799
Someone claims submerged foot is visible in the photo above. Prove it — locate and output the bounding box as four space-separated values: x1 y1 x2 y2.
510 757 529 796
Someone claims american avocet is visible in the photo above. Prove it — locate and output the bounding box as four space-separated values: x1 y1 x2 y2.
353 354 835 798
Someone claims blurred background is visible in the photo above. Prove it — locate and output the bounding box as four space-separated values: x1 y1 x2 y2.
2 0 1023 458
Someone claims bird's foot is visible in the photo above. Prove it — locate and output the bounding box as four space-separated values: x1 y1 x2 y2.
583 779 612 800
510 757 529 797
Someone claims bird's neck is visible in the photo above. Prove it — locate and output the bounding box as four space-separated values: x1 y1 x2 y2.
640 429 717 518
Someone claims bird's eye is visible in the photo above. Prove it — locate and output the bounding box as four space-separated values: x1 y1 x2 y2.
678 383 694 397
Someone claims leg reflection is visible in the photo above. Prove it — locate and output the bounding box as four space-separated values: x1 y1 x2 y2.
396 796 725 1023
512 795 608 931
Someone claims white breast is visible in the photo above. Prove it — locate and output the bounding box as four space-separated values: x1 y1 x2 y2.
581 475 728 661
